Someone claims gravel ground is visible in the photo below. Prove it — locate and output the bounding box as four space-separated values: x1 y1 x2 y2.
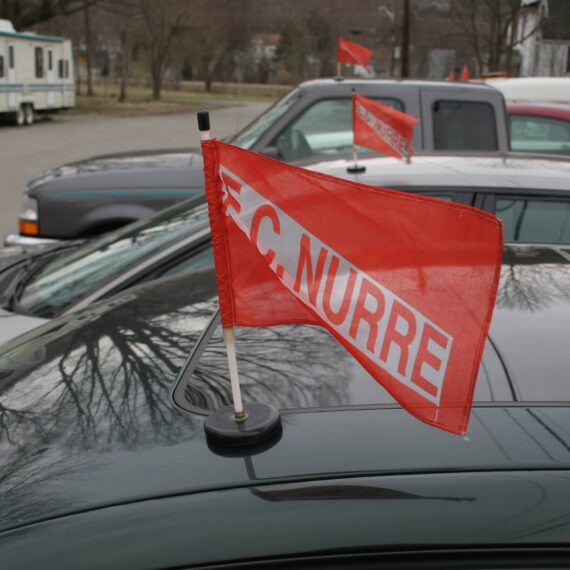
0 100 270 242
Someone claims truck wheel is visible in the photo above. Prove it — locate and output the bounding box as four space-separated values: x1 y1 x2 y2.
13 105 25 127
24 105 34 126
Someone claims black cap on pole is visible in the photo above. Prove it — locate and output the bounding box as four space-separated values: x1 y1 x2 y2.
197 110 210 132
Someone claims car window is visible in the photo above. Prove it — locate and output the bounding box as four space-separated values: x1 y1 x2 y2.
495 197 570 243
17 197 209 318
274 98 404 162
510 114 570 154
230 89 301 149
433 101 498 151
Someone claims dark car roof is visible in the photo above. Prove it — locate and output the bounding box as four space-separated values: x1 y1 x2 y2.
0 246 569 545
26 150 204 195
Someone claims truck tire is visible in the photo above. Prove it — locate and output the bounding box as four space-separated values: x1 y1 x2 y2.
13 105 25 127
24 104 34 126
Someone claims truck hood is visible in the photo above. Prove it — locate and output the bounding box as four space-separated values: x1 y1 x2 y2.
26 150 205 196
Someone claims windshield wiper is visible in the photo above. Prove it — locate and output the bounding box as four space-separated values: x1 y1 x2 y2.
2 253 47 313
3 242 82 315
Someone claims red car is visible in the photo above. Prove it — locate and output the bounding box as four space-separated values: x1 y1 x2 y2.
508 102 570 155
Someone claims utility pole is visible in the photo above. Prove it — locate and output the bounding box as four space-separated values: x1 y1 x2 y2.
401 0 410 78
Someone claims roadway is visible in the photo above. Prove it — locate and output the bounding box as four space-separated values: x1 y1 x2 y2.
0 100 271 242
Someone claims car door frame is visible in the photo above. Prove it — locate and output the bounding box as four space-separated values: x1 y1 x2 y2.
420 86 509 152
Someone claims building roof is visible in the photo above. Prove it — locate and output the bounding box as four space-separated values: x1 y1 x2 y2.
0 29 66 43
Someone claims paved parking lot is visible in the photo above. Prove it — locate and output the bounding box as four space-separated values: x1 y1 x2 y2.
0 100 270 242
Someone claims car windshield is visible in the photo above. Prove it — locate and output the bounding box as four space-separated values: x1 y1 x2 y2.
17 196 209 318
229 88 301 149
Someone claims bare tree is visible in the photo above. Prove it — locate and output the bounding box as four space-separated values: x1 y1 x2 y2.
0 0 100 30
275 1 338 83
448 0 542 75
184 0 254 93
82 0 95 96
102 0 139 102
138 0 188 100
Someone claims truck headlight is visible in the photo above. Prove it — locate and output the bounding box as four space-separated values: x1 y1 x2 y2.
19 194 39 236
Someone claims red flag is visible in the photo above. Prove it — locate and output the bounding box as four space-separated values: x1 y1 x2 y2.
202 140 502 435
460 64 470 81
353 93 417 160
337 37 373 67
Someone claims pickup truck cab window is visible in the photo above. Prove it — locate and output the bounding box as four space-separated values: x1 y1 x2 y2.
273 97 404 162
433 100 498 151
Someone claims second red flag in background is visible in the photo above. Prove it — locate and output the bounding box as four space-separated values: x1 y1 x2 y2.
353 93 417 160
460 64 471 81
202 139 503 436
337 37 374 68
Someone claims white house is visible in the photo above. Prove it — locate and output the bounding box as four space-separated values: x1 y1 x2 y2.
518 0 570 77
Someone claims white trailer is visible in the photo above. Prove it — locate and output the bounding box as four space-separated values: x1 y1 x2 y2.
0 19 75 126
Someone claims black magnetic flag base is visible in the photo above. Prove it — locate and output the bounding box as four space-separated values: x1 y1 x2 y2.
204 403 282 448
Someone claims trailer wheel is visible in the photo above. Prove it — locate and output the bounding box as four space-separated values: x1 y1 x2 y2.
13 105 25 127
24 105 34 126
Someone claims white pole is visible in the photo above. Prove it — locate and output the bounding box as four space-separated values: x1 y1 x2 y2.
223 327 245 418
198 110 246 420
352 144 359 167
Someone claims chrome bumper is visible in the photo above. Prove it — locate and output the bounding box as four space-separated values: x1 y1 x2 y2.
4 233 62 247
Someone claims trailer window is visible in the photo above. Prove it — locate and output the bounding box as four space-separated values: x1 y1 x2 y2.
8 46 14 69
35 47 44 78
58 59 69 79
48 50 53 71
0 56 4 78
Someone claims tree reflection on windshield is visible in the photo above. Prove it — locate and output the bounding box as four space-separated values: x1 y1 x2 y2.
497 246 570 312
189 322 352 411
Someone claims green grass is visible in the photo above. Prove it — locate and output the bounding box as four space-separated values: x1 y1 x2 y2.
70 81 288 117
